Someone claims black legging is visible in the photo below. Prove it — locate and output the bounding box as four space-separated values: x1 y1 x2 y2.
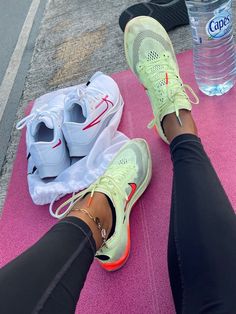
0 134 235 314
168 134 236 314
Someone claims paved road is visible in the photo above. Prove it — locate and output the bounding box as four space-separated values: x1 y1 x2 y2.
0 0 47 171
0 0 32 82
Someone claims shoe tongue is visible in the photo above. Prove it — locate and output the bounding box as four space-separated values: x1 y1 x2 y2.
79 101 89 117
77 73 105 114
63 89 88 118
76 93 97 116
31 116 53 136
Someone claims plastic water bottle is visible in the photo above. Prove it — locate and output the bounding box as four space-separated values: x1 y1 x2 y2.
185 0 236 96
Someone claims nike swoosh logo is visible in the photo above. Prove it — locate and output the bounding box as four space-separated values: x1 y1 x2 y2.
125 183 137 210
82 96 114 131
52 138 62 149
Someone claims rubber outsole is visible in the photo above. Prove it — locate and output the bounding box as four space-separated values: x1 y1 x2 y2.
119 0 189 32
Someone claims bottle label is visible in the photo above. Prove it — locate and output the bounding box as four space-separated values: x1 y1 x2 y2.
206 11 232 39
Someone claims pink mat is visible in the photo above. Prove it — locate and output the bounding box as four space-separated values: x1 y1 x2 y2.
0 50 236 314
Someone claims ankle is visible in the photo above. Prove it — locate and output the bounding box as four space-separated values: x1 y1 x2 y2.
67 192 113 250
162 109 197 143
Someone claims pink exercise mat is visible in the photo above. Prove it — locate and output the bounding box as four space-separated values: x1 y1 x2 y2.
0 50 236 314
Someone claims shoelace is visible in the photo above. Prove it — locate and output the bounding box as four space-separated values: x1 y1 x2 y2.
17 85 107 131
76 85 108 111
89 163 136 204
138 55 199 127
16 109 60 131
51 164 135 219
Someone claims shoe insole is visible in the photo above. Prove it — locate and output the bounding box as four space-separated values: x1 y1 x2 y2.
70 104 86 123
36 122 54 142
119 0 189 32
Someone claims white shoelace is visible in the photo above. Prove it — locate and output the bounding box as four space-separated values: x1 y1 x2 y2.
76 86 107 111
138 55 199 127
50 165 134 219
16 109 60 131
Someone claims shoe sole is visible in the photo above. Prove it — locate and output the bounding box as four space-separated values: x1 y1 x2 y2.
38 159 70 179
99 139 152 271
32 144 70 179
119 0 189 32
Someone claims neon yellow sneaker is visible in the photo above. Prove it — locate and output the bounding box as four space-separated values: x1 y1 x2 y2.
54 139 152 271
124 16 199 143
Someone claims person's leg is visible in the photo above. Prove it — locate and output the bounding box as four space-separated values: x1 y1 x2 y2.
0 139 151 314
0 192 112 314
165 110 236 314
124 16 236 313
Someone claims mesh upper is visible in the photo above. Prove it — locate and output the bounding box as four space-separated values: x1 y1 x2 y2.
131 29 176 74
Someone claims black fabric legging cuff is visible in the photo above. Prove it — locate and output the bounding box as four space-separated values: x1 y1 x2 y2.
0 216 96 314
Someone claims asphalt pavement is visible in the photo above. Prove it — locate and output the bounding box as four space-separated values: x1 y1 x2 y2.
0 0 47 173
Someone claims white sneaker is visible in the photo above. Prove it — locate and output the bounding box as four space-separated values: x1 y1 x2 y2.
62 72 124 157
16 110 70 179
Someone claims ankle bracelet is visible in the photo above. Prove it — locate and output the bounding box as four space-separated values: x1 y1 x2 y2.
75 208 107 247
